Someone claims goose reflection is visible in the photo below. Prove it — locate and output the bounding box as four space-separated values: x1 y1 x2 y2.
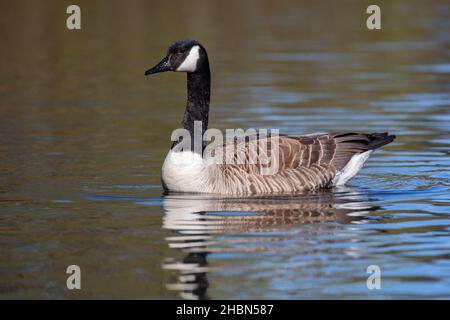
161 187 377 300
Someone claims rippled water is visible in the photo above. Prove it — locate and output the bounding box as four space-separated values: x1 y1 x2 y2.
0 0 449 299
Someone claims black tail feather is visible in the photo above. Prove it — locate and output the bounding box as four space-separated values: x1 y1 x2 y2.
367 132 396 150
332 132 396 170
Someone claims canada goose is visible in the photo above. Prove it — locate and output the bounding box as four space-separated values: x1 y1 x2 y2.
145 40 395 195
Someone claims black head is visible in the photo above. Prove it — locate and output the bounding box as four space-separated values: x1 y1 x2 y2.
145 40 208 76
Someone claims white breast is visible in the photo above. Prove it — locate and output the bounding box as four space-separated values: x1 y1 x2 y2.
332 151 372 186
161 150 206 192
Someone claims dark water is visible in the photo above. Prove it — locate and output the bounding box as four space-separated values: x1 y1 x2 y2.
0 0 449 299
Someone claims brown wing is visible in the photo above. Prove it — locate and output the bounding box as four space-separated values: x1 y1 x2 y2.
210 132 395 174
207 132 395 192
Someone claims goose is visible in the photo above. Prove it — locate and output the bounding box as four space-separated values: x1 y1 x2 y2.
145 40 395 195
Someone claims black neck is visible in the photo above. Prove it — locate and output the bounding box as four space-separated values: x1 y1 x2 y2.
183 69 210 134
172 63 210 153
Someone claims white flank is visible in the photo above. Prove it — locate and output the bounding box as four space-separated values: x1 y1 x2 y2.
176 45 200 72
332 151 372 186
161 150 205 192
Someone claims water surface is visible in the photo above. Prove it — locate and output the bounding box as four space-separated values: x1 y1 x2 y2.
0 0 449 299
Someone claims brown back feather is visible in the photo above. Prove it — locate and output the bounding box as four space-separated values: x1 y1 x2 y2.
214 132 395 175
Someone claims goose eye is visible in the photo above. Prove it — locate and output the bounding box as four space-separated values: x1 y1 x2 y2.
178 48 186 54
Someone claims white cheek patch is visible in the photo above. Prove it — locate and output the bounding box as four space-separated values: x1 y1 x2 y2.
177 45 200 72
